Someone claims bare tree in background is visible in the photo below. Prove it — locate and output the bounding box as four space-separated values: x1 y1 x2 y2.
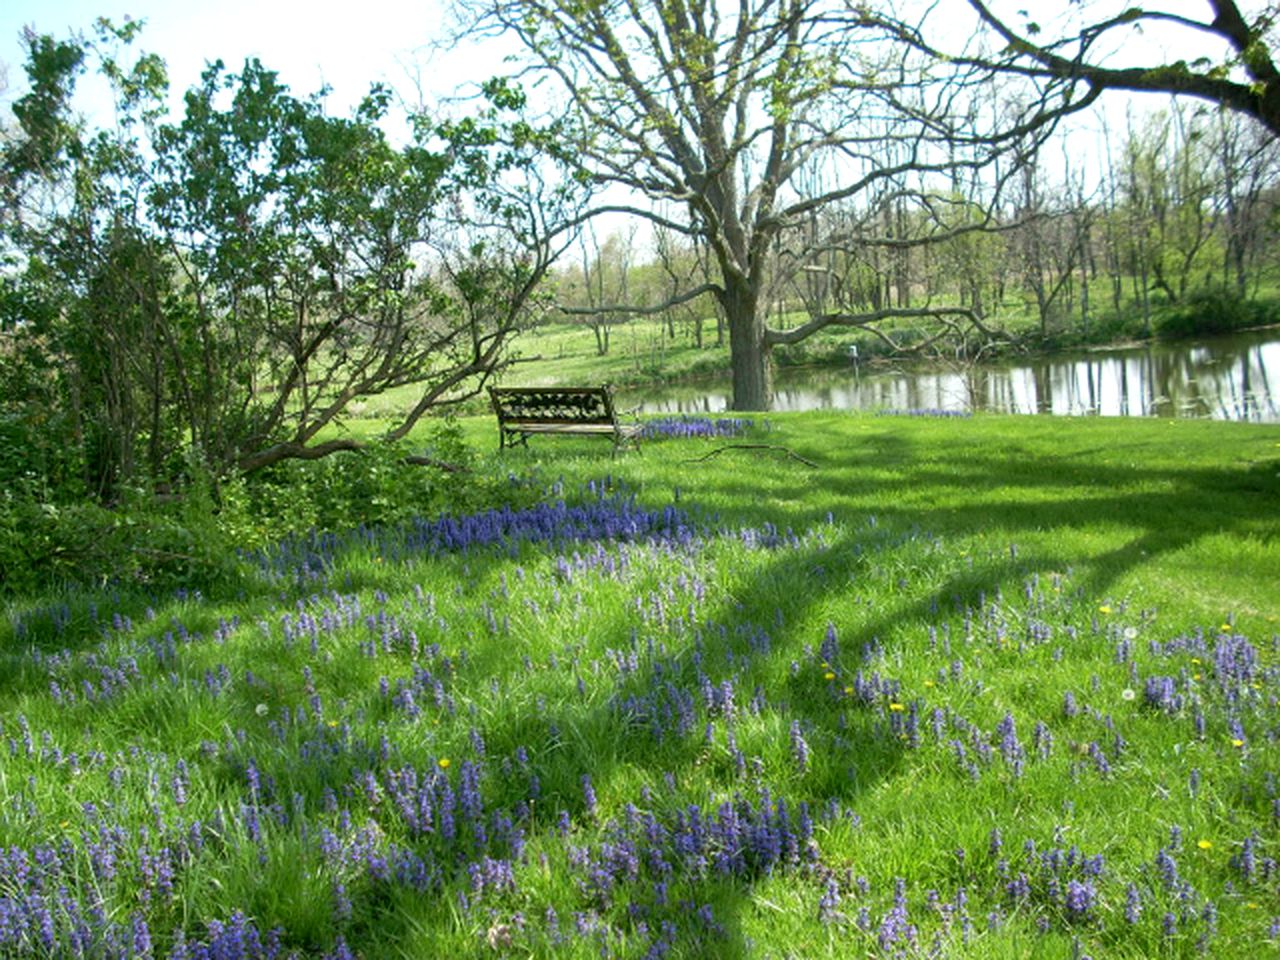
451 0 1088 409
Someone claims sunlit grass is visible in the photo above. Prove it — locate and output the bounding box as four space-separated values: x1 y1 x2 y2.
2 412 1277 958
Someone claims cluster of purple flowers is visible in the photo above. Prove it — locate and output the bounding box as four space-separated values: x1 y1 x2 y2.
252 490 703 583
999 839 1107 924
566 788 816 910
640 417 754 439
1143 675 1184 713
1211 635 1259 690
875 408 973 418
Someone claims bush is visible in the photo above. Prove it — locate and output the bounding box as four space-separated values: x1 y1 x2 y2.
1157 288 1271 339
241 420 496 535
0 472 248 595
0 419 540 598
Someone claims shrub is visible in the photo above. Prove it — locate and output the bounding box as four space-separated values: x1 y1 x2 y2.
0 472 248 595
1157 288 1270 339
241 420 496 535
0 420 514 596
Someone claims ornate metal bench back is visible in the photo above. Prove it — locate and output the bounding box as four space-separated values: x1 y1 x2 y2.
491 387 614 424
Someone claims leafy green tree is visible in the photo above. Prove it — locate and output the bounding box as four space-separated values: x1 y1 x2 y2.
1 22 581 500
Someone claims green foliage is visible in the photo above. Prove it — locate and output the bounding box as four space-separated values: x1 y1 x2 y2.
1157 287 1277 339
0 469 248 594
0 418 529 595
3 21 579 509
243 421 505 535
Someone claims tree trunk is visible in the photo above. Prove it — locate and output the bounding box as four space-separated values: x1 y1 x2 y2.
723 277 770 410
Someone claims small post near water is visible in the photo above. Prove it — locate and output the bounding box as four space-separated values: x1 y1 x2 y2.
847 343 860 384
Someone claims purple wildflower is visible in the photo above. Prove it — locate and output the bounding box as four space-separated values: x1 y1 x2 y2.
1064 880 1096 921
789 720 810 773
878 901 916 951
1124 884 1142 924
818 878 841 924
131 912 152 958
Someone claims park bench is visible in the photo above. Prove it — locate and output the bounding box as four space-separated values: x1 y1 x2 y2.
488 385 642 455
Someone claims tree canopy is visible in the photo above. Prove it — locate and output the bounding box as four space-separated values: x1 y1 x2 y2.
949 0 1280 138
1 21 583 500
451 0 1096 409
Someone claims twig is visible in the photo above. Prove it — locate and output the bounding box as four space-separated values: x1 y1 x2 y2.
682 444 818 468
403 455 470 473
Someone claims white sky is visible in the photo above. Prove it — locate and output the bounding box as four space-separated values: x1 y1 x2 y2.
0 0 1262 249
0 0 502 119
2 0 1233 122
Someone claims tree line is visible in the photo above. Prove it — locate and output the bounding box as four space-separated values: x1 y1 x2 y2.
554 100 1279 354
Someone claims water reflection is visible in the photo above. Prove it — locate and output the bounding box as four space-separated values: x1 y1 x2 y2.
632 330 1280 423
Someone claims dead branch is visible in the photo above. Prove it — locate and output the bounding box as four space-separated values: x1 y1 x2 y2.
682 444 818 468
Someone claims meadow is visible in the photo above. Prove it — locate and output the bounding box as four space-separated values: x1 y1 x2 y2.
2 411 1278 958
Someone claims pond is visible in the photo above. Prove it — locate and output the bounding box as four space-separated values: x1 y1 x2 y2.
628 328 1280 423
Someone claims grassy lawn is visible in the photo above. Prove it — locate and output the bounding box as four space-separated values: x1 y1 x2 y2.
2 412 1278 958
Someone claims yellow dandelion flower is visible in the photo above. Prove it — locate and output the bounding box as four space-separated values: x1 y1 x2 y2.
1193 674 1202 681
843 686 854 696
824 671 836 681
438 757 451 769
1197 840 1213 850
923 680 935 687
889 702 905 712
327 719 338 728
1219 624 1233 633
1191 657 1202 664
1231 738 1245 748
1098 604 1112 614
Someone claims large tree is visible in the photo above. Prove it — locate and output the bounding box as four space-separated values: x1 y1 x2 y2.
453 0 1085 409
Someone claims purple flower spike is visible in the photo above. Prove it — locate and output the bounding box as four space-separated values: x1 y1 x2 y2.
789 721 810 773
1064 880 1096 920
1124 884 1142 924
818 878 841 924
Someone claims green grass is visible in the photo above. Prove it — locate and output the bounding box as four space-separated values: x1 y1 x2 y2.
2 412 1278 958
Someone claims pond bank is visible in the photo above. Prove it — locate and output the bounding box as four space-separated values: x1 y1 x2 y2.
620 327 1280 422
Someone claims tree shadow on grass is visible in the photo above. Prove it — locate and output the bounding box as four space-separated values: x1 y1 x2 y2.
430 528 917 957
14 423 1275 955
650 425 1279 610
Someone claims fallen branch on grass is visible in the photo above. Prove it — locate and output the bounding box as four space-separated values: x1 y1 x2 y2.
682 444 818 468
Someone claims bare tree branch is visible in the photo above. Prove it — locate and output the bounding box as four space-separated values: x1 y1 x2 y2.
559 282 722 317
